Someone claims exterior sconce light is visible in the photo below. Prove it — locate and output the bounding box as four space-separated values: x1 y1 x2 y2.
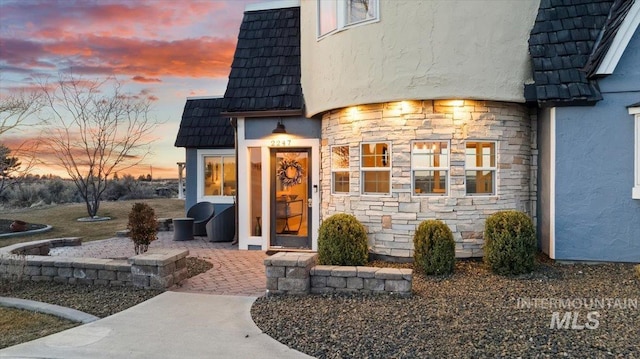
272 120 286 134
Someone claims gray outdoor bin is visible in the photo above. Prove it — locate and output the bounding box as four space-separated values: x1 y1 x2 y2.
173 218 194 241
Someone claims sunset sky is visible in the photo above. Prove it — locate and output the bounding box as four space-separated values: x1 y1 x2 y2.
0 0 263 179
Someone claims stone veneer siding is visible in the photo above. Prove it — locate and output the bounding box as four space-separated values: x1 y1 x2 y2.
321 100 534 258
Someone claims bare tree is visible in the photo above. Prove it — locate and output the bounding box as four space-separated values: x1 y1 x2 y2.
40 75 158 218
0 89 43 136
0 89 43 198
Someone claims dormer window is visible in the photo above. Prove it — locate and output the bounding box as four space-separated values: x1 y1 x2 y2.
317 0 379 38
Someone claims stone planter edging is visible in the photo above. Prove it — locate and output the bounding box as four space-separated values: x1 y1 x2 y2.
264 252 412 296
0 238 188 290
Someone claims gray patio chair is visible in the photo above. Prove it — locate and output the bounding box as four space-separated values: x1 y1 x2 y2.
186 201 215 236
206 204 236 242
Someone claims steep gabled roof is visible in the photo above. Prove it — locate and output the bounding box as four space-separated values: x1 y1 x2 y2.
174 98 234 148
583 0 636 76
528 0 617 106
223 6 302 115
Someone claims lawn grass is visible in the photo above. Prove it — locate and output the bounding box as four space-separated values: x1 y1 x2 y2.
0 307 77 349
0 198 186 247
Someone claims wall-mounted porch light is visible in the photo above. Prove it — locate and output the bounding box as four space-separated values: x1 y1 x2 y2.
272 120 286 134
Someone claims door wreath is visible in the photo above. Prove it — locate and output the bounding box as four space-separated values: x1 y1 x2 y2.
277 158 304 188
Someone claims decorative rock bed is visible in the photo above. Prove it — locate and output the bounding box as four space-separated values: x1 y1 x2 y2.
264 252 412 296
0 238 188 290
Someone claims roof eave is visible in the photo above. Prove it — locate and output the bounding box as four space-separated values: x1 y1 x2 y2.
221 109 304 118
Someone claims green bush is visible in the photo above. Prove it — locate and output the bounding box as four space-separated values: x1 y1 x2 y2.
127 202 157 254
413 220 455 275
318 213 368 266
483 210 536 275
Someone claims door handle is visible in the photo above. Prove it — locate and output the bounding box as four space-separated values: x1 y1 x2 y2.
308 198 312 207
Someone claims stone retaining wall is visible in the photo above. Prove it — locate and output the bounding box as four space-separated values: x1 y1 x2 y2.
310 265 412 296
264 252 412 296
0 239 188 290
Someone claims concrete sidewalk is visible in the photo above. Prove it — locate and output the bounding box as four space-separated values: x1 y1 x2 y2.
0 292 313 359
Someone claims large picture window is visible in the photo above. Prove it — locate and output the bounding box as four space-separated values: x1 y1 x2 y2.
361 142 390 194
465 142 496 195
412 141 449 196
331 146 350 194
199 150 236 201
317 0 379 38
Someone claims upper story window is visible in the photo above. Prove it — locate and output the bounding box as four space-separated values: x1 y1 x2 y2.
361 142 391 195
318 0 379 38
412 141 449 196
465 142 496 196
331 145 350 194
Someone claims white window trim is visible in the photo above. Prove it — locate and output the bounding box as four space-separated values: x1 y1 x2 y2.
197 149 236 204
317 0 380 40
331 145 350 195
630 106 640 199
411 140 450 197
360 141 391 196
464 141 498 196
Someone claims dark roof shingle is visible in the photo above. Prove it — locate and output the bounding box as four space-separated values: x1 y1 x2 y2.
223 6 302 113
174 98 234 148
528 0 618 105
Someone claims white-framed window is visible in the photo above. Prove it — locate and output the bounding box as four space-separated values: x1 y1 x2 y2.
197 149 236 203
317 0 379 38
630 106 640 199
412 141 449 196
361 142 391 195
465 141 496 195
331 145 350 194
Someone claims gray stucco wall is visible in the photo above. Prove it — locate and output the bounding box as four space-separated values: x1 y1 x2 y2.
553 26 640 262
537 107 552 256
244 116 321 140
185 148 198 211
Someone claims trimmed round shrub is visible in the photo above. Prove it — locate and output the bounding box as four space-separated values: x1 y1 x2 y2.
127 202 157 254
483 210 536 275
413 220 455 275
318 213 368 266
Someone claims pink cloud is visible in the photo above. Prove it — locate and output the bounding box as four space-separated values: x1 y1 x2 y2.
132 76 161 83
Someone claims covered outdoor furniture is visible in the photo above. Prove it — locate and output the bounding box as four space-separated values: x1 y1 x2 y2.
173 218 194 241
187 202 215 236
206 204 236 242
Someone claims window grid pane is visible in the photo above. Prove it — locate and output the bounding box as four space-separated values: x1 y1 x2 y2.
333 171 349 193
412 141 449 195
318 0 338 36
347 0 375 24
361 143 390 168
362 170 390 194
465 142 496 169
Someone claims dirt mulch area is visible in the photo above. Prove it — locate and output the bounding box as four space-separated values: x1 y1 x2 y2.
0 219 47 235
251 259 640 358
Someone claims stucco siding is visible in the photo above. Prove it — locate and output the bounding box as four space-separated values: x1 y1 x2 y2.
185 148 198 211
301 0 540 116
553 25 640 262
554 98 640 262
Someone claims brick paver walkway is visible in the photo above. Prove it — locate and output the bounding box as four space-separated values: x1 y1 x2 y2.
50 232 267 296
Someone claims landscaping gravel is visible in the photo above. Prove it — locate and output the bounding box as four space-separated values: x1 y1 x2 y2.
0 257 212 318
251 259 640 358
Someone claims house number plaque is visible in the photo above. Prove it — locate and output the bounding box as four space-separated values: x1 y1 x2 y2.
270 139 292 147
